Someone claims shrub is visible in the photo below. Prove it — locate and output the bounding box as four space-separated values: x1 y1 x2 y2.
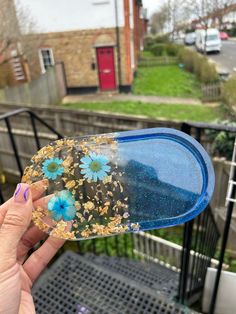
207 120 236 160
144 35 170 50
155 35 169 43
165 43 180 56
144 36 156 50
178 48 218 83
150 43 165 56
222 75 236 111
199 59 218 83
193 53 203 78
178 48 195 73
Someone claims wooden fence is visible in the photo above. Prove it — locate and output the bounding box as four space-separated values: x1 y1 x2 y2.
201 82 222 102
139 56 178 67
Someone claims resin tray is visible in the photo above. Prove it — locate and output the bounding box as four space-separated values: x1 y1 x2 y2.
22 128 215 240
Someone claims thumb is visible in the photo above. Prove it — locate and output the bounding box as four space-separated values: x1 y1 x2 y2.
0 183 33 269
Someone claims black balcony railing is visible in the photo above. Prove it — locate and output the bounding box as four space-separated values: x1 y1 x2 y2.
179 122 236 313
0 108 62 187
0 110 236 314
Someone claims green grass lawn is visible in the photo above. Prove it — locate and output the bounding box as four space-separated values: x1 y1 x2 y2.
132 65 202 98
64 101 226 122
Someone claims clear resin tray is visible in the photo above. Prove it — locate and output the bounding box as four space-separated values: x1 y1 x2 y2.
22 128 215 240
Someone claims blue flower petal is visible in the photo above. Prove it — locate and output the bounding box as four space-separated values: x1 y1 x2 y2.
60 190 74 203
58 166 64 172
97 170 107 180
51 211 63 221
93 173 98 182
42 157 64 180
81 169 88 174
89 152 97 160
80 153 111 182
102 165 111 172
81 156 92 164
79 164 89 169
53 158 63 165
85 173 93 180
43 160 50 167
48 196 57 211
47 190 76 222
99 156 109 165
63 206 76 221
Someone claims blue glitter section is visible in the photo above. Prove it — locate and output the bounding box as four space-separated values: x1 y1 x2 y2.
116 128 215 231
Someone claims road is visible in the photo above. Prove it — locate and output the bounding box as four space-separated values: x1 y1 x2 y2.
207 40 236 74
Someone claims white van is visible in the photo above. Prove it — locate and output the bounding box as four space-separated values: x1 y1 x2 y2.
195 28 221 53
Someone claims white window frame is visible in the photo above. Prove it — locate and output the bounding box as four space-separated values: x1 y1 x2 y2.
39 48 55 74
92 0 110 5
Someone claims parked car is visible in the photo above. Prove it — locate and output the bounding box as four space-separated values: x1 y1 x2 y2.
184 32 196 45
220 31 229 40
195 28 221 53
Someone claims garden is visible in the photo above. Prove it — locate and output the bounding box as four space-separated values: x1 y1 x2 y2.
132 65 201 98
133 36 220 100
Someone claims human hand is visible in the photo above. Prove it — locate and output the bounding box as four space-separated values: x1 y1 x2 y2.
0 181 65 314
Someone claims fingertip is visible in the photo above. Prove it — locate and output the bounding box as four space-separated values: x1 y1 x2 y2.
30 179 49 201
14 183 32 205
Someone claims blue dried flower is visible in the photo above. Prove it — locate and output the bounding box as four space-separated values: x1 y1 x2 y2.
79 152 111 182
42 158 64 180
48 190 76 221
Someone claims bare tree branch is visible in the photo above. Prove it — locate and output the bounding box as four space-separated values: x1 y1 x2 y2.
0 0 40 65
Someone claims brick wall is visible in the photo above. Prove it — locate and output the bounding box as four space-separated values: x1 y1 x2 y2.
123 0 133 85
27 27 135 90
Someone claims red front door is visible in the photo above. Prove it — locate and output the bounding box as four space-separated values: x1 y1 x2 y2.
96 47 116 91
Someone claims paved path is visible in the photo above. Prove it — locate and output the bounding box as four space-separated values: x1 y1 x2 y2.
63 93 217 106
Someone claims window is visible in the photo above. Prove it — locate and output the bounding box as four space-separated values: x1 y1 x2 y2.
206 35 218 41
92 0 109 5
39 48 54 73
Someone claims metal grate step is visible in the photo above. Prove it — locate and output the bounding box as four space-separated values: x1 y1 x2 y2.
84 253 179 298
32 251 199 314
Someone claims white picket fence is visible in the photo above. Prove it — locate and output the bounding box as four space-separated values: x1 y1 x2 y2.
133 231 228 272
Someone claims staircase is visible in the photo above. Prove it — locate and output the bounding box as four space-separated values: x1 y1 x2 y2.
33 251 199 314
85 253 179 299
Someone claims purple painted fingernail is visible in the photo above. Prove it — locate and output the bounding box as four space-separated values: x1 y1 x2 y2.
14 184 30 203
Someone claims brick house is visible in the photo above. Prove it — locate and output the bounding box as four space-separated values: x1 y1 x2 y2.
15 0 148 93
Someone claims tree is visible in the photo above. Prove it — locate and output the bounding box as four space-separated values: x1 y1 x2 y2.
166 0 189 37
0 0 39 65
150 4 169 35
150 0 188 37
211 1 236 29
186 0 236 29
186 0 236 53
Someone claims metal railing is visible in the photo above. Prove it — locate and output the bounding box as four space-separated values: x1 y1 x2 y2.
178 205 220 304
178 122 236 313
0 108 62 202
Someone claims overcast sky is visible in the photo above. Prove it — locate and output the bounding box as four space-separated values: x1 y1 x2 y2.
142 0 165 17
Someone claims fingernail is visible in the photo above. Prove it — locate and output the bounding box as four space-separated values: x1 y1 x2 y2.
14 184 30 203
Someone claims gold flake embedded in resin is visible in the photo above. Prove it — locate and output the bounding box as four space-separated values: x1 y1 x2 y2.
22 135 136 240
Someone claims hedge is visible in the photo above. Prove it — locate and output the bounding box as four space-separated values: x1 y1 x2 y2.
178 48 219 83
222 75 236 111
